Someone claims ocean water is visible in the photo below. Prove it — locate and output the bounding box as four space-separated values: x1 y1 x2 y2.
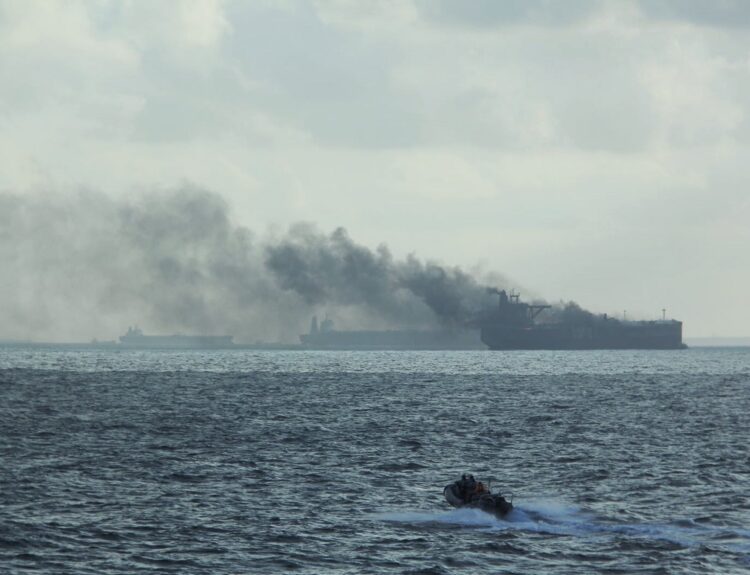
1 347 749 574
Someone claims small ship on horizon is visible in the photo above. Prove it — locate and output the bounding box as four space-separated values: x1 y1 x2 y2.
118 326 235 349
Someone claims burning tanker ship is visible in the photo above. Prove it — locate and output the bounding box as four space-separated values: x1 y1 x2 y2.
300 290 685 351
479 289 685 350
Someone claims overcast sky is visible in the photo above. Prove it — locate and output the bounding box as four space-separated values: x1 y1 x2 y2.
1 0 749 338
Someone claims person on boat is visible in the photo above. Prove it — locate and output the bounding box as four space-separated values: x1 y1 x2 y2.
456 474 477 502
467 481 488 504
445 474 513 516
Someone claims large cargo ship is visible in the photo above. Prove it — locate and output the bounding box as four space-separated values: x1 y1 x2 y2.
480 289 685 350
119 327 234 349
300 317 484 350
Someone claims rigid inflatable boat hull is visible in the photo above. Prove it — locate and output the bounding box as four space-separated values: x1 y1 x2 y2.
443 483 513 518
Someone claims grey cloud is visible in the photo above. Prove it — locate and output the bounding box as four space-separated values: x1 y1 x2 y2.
221 2 421 148
638 0 750 28
556 86 655 152
416 0 750 29
415 0 601 28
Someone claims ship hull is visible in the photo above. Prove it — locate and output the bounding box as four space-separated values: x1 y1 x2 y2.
481 321 686 350
300 329 484 350
119 335 234 349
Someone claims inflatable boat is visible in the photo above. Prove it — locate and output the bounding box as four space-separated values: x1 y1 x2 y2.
444 477 513 518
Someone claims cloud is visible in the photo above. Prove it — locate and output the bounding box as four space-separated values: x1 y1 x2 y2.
637 0 750 28
221 2 421 148
414 0 601 28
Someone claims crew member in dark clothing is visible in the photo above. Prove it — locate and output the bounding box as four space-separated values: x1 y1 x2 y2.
456 474 477 503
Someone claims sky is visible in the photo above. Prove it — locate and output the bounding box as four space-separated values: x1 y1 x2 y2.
1 0 749 340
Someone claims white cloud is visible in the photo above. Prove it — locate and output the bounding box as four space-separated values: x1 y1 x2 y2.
641 36 746 147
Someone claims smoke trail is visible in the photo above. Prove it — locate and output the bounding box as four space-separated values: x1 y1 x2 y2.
0 186 503 342
0 187 307 342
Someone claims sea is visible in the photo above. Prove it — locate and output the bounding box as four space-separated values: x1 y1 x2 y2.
1 346 748 574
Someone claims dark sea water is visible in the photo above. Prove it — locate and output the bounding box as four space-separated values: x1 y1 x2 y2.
1 347 749 574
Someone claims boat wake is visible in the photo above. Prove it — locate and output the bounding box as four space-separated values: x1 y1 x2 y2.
378 499 750 554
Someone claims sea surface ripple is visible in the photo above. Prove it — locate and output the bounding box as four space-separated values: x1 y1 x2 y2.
1 347 749 574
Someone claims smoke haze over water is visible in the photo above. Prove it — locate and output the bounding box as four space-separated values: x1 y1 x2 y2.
0 187 506 343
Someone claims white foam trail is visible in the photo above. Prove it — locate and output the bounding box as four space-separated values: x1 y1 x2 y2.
508 499 591 527
376 501 750 554
503 501 592 536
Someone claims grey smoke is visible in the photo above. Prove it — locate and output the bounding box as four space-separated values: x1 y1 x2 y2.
0 186 505 342
540 301 598 325
0 187 302 342
265 225 492 327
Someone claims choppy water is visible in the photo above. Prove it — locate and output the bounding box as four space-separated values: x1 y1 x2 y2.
1 347 749 574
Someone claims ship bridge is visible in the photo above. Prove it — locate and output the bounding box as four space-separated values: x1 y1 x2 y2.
485 288 550 326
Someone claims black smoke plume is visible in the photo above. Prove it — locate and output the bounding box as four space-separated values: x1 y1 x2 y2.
265 225 490 327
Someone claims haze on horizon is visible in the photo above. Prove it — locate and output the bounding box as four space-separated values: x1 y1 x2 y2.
1 0 749 341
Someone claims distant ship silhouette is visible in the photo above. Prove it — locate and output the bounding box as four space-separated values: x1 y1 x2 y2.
119 326 234 349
